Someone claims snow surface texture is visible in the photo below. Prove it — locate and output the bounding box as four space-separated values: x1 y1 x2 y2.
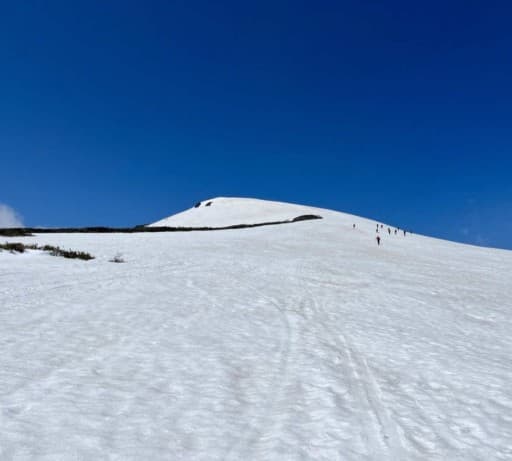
1 198 512 460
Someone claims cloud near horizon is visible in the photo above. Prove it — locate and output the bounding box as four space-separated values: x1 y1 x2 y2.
0 204 24 228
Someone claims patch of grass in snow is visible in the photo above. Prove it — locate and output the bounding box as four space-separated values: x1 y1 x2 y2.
0 242 37 253
0 242 94 260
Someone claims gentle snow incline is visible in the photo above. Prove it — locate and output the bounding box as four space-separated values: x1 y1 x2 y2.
1 199 512 460
148 197 325 228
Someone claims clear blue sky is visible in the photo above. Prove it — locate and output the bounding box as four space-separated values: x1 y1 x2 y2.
1 1 511 249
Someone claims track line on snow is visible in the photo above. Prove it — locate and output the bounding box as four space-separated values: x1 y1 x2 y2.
340 334 405 460
297 259 406 460
340 333 388 458
304 289 389 459
358 349 406 458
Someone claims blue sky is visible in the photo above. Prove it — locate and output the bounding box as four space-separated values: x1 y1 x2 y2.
1 1 511 249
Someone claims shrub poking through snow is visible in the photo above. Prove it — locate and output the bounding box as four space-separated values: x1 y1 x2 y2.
0 242 36 253
109 253 125 263
0 242 94 260
43 245 94 260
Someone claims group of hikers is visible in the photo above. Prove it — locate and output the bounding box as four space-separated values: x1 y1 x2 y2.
352 223 409 246
375 223 408 245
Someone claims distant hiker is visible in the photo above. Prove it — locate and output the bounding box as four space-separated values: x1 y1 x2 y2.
376 228 379 233
388 227 391 234
394 229 397 235
381 224 384 228
353 223 356 229
403 229 407 236
376 235 381 246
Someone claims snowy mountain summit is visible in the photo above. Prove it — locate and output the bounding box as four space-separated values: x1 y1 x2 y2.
1 198 512 460
149 196 326 228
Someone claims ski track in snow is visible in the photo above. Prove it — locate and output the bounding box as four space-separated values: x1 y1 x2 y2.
1 198 512 460
220 256 409 460
298 261 406 461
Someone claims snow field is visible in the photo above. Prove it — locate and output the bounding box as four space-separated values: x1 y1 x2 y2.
1 199 511 460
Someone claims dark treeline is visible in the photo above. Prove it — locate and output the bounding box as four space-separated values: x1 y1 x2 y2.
0 215 322 237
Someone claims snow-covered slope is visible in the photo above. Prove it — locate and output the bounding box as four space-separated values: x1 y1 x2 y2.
1 198 512 460
148 197 327 227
